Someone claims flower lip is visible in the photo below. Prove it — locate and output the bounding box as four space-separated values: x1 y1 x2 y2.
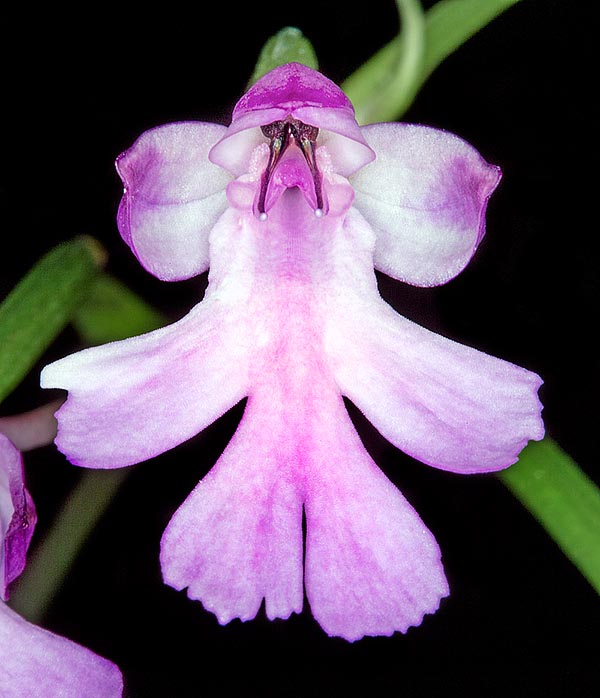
209 62 375 178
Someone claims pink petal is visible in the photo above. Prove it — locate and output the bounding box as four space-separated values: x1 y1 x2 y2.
116 121 232 281
304 395 448 641
351 122 501 287
0 435 36 601
325 233 544 474
40 292 250 469
0 602 122 697
161 391 304 624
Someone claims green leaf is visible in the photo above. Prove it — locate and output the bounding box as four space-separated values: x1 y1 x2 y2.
343 0 426 124
499 438 600 594
72 273 167 345
0 236 105 404
422 0 521 79
343 0 522 123
247 26 318 87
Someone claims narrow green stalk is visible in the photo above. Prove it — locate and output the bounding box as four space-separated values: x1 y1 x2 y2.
499 438 600 594
422 0 522 80
9 468 131 622
343 0 523 122
344 0 426 124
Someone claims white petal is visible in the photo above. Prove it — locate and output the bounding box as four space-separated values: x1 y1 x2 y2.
351 123 501 286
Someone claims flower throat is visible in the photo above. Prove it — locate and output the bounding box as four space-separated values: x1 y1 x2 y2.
257 118 323 219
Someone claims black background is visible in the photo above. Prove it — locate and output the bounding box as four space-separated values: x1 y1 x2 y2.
1 1 598 696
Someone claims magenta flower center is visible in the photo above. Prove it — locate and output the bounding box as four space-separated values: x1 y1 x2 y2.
257 118 323 218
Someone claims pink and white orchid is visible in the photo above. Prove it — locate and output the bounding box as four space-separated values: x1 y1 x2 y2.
41 63 544 641
0 433 123 697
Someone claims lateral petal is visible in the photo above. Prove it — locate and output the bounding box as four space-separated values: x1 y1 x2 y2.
351 122 501 286
40 299 250 469
116 121 232 281
328 296 544 474
0 602 123 697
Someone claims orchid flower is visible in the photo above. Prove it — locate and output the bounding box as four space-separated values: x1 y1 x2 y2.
41 63 544 641
0 433 123 696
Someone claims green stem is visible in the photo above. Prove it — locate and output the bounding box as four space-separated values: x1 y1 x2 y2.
9 468 131 622
343 0 523 122
499 438 600 594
